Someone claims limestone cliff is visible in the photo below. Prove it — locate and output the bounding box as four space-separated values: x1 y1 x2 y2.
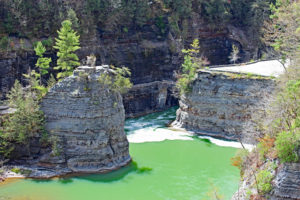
0 5 259 117
232 150 300 200
38 65 130 176
123 81 177 118
172 66 277 144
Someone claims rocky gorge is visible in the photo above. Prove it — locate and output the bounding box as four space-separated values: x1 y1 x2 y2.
1 65 131 178
1 1 299 199
0 11 263 118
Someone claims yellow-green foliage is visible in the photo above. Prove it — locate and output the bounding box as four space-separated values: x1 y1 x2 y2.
98 66 133 94
259 0 300 164
275 128 300 163
11 167 21 174
176 39 205 95
256 169 274 194
0 81 46 158
54 20 80 80
272 77 300 163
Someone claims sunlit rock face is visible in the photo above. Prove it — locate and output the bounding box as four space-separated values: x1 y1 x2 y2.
40 66 131 173
173 67 277 144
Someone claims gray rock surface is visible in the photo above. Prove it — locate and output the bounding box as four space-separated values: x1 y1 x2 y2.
40 65 131 174
173 70 276 144
232 151 300 200
0 18 259 116
123 81 177 118
271 161 300 200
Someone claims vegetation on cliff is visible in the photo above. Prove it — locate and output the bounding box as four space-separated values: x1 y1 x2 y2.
232 0 300 198
0 20 82 159
176 39 208 95
0 0 274 53
98 66 133 94
54 20 81 80
0 81 47 158
258 0 300 164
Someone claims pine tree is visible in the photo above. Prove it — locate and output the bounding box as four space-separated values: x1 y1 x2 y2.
34 41 52 85
176 39 209 95
23 41 51 99
54 20 80 80
67 8 79 30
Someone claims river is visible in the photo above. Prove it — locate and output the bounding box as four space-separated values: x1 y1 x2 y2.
0 107 240 200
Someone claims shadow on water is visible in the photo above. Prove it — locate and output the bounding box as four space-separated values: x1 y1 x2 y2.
31 161 152 185
76 161 152 183
190 135 213 147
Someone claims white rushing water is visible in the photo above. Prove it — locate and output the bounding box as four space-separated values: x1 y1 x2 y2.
125 107 254 150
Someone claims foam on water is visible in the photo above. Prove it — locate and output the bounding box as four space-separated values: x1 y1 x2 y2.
125 107 254 150
127 127 193 143
198 136 254 150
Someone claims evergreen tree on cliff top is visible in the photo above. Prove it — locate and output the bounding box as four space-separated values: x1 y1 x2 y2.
54 20 80 80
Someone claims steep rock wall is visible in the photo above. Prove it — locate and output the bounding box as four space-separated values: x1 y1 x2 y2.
173 70 276 144
272 159 300 200
123 81 177 118
232 150 300 200
39 66 130 175
0 18 255 117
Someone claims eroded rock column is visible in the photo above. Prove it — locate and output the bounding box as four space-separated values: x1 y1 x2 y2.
40 66 130 173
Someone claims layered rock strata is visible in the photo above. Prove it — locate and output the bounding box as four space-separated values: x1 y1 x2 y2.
232 151 300 200
173 69 276 144
0 18 257 116
123 81 177 118
272 160 300 199
39 65 130 175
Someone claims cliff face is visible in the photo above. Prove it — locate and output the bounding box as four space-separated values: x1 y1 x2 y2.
272 159 300 200
123 81 177 118
172 69 276 144
232 150 300 200
0 13 256 117
38 65 130 175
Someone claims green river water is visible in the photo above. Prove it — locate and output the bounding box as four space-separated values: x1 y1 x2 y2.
0 107 240 200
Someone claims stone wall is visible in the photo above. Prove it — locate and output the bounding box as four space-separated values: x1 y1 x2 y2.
39 65 130 175
172 70 276 144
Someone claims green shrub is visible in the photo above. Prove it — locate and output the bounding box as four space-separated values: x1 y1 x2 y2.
41 37 53 48
155 16 166 34
257 169 274 194
176 39 207 95
49 136 60 156
98 66 132 94
11 167 21 174
0 81 46 158
275 130 299 163
0 36 9 50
